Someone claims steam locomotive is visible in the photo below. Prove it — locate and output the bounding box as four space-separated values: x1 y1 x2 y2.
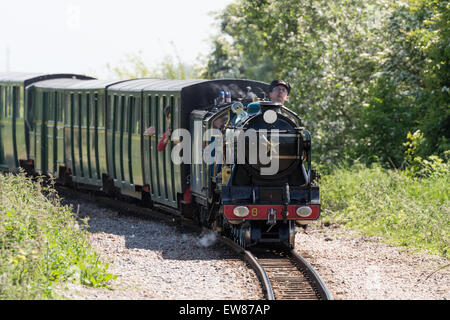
0 72 319 248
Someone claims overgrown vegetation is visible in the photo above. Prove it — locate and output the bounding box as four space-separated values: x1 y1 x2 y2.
0 172 115 299
321 163 449 257
319 132 449 257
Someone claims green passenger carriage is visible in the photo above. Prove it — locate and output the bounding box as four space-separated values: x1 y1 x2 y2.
0 73 91 173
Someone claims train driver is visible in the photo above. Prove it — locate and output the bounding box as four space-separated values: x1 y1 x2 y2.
269 79 291 104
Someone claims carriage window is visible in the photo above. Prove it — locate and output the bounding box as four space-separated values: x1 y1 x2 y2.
87 94 94 127
113 95 119 132
120 95 125 133
0 86 3 119
48 92 54 121
13 86 21 119
147 95 152 128
12 87 17 118
43 92 49 121
100 95 105 127
85 94 89 126
94 94 98 127
128 96 134 134
52 92 57 121
77 94 82 126
191 118 204 192
122 96 127 133
170 96 175 129
5 87 11 118
69 94 74 126
90 94 95 127
19 89 24 118
136 98 141 134
72 94 77 126
97 95 105 128
58 94 63 122
18 87 23 118
131 97 140 134
155 95 160 134
113 95 118 131
53 93 61 122
162 96 167 131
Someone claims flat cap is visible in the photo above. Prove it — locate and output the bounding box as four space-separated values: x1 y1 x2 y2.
269 79 291 94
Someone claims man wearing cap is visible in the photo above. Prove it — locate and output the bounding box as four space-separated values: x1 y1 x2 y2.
269 79 291 104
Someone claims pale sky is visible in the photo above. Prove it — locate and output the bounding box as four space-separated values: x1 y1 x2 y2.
0 0 233 78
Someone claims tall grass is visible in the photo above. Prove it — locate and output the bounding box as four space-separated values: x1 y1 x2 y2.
320 164 449 257
0 171 115 299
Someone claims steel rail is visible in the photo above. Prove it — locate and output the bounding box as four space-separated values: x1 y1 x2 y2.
220 237 275 300
246 244 334 300
289 249 333 300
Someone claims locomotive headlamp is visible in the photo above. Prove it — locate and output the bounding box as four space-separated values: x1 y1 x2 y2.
296 206 312 217
233 206 249 217
263 110 277 124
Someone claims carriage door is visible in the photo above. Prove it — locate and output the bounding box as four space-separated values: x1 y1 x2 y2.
190 110 207 197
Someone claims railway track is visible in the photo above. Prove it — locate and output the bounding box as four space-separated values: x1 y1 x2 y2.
57 186 332 300
222 238 333 300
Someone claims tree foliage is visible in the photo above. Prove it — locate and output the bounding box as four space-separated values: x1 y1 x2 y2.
358 0 450 166
204 0 449 167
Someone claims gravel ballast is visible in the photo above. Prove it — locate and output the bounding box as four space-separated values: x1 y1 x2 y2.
56 199 263 300
295 224 449 300
56 198 449 300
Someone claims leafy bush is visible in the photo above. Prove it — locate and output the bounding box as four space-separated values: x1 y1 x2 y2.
321 164 449 257
403 130 450 178
0 172 115 299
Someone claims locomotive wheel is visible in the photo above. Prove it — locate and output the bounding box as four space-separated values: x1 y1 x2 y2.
278 221 296 249
232 225 251 248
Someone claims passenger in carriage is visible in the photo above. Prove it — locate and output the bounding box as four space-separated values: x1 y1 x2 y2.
157 106 172 151
143 106 172 151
